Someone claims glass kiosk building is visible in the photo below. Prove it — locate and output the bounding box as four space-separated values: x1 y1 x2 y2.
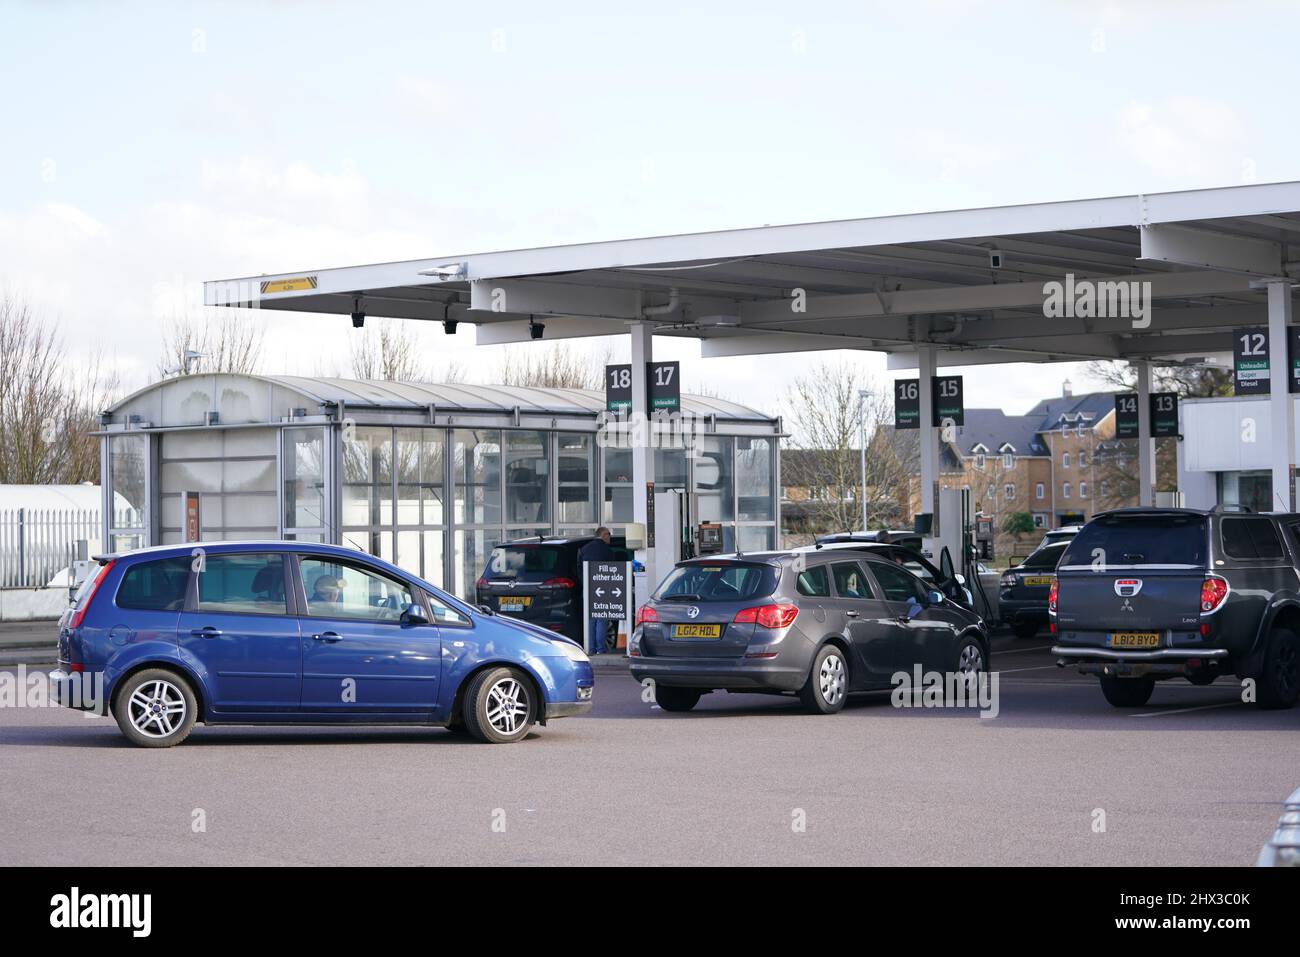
98 374 782 598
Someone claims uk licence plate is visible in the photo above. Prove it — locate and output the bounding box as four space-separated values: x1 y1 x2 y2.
1108 631 1160 648
499 596 532 612
672 624 722 639
1023 576 1053 586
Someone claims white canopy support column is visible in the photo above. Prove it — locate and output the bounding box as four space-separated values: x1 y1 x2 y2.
1135 360 1154 507
629 320 656 576
1266 281 1296 511
917 345 939 526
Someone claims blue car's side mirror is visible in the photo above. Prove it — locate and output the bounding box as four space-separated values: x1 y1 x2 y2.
400 603 428 624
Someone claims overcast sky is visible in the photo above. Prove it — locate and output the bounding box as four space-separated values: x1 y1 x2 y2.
3 0 1298 417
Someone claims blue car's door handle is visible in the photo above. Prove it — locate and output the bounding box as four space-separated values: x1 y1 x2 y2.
312 632 343 642
191 627 223 638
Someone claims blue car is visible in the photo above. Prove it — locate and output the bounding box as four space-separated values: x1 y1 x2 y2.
49 541 594 746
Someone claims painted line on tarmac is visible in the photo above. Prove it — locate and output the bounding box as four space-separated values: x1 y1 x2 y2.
1130 701 1245 718
994 664 1061 674
993 645 1054 655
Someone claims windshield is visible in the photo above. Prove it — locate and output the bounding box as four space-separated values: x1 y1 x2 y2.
656 561 778 602
1060 515 1207 568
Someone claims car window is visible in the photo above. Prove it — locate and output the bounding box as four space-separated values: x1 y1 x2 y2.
1061 515 1206 567
195 553 287 615
831 562 874 600
795 565 830 597
426 590 472 627
657 562 777 602
486 544 565 579
1021 545 1066 571
300 557 414 620
1221 517 1285 560
869 561 927 604
117 557 191 611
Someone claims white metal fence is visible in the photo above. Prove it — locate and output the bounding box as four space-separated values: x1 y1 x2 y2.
0 508 101 588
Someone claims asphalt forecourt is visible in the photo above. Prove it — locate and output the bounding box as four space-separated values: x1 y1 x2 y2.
2 636 1295 869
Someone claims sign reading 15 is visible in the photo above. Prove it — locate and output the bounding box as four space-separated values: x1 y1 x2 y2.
936 378 960 399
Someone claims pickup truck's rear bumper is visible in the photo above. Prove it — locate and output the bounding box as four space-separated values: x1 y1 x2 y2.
1052 645 1230 677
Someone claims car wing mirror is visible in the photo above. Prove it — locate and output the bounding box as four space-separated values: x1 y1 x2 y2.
927 590 945 606
953 573 966 586
401 602 429 624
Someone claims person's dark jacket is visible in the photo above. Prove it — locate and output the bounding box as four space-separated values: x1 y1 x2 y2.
577 537 616 567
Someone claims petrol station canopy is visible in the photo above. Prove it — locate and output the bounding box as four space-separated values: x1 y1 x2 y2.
206 180 1300 368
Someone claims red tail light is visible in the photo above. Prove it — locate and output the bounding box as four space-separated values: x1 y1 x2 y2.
1201 576 1228 614
543 577 576 588
68 560 115 630
1047 577 1059 614
475 577 489 591
635 604 658 626
733 603 799 629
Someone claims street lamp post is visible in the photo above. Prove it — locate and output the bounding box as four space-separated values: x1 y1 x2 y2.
858 388 873 532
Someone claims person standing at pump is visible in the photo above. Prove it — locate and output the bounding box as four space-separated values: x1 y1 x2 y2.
579 527 616 654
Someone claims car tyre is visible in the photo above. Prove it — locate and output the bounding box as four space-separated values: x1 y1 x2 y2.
1011 621 1039 639
1099 674 1155 708
113 668 198 748
462 666 536 743
1256 627 1300 710
654 685 702 712
798 644 848 714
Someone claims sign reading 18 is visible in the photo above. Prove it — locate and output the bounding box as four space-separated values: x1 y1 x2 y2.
609 367 631 389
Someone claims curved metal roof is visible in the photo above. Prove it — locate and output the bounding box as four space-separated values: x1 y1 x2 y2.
110 373 777 423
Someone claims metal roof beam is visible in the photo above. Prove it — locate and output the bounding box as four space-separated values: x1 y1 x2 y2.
1139 223 1285 277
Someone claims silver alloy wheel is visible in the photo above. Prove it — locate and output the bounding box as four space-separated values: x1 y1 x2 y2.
819 652 846 706
127 679 187 739
958 642 984 674
485 676 529 736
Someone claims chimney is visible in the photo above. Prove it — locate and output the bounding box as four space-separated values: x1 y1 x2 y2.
1062 378 1073 398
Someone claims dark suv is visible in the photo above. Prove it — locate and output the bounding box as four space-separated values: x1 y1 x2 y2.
476 536 631 641
1051 507 1300 709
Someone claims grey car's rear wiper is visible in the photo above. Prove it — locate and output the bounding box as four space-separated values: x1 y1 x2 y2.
661 594 702 602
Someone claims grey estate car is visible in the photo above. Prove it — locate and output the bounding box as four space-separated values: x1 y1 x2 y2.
628 552 990 713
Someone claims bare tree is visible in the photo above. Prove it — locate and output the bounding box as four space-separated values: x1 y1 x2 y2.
159 311 265 377
0 293 118 485
497 342 612 389
349 320 425 381
781 359 917 539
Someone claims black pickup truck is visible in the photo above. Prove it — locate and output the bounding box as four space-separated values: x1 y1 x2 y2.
1051 507 1300 709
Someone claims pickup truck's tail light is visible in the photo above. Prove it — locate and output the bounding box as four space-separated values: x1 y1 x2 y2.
1201 575 1229 614
68 560 115 630
733 603 799 629
635 604 658 626
1047 577 1059 615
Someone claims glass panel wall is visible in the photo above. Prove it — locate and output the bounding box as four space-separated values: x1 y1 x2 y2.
504 430 549 526
603 446 633 525
694 436 735 523
108 433 148 551
283 426 327 539
158 429 277 544
556 432 595 527
453 430 501 525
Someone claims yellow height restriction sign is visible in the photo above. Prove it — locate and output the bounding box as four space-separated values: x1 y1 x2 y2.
260 276 318 294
